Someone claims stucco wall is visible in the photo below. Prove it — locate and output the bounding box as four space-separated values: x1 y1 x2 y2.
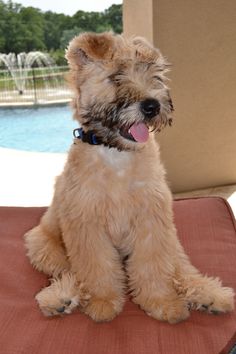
123 0 236 192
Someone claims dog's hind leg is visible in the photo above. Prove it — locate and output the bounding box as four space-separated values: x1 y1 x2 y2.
172 260 235 316
35 271 90 316
24 206 70 277
127 185 234 323
128 216 234 323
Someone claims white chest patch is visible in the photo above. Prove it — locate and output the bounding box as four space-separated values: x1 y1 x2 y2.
97 146 132 173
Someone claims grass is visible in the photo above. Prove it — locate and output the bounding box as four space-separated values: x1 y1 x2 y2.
0 66 69 91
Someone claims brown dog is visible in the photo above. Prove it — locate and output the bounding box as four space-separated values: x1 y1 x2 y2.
24 32 234 323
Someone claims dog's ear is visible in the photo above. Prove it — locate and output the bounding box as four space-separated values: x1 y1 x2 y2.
66 32 115 67
132 36 169 69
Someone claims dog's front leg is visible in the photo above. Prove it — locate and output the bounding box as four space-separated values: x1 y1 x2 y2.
63 223 126 322
35 222 126 321
127 209 191 324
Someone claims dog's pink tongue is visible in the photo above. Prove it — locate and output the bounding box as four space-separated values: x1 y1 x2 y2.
129 123 149 143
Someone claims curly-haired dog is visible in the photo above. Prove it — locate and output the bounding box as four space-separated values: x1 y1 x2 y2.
24 32 234 323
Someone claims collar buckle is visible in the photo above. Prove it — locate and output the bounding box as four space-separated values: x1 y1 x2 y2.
73 128 100 146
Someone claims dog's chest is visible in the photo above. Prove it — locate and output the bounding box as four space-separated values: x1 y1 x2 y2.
64 145 153 250
95 146 147 193
97 146 131 175
94 146 147 248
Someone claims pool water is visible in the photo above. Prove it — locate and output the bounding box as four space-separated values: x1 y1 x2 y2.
0 105 77 153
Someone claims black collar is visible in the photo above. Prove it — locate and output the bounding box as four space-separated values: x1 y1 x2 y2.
73 127 126 152
73 128 102 146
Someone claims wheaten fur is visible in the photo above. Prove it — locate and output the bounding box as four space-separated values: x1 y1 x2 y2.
24 32 234 323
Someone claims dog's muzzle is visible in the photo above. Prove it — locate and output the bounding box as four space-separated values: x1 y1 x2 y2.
140 99 160 119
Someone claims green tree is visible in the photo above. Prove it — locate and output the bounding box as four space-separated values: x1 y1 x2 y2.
0 0 123 64
0 1 7 51
3 1 27 53
44 11 72 50
60 27 83 49
105 4 122 33
72 11 111 33
19 7 45 51
0 1 46 53
49 48 66 66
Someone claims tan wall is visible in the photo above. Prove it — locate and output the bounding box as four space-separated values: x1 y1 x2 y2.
123 0 154 42
123 0 236 193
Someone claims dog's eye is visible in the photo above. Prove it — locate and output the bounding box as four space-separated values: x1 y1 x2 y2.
153 76 163 83
108 71 124 85
108 74 120 82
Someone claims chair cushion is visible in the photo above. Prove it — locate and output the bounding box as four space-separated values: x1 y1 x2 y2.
0 197 235 354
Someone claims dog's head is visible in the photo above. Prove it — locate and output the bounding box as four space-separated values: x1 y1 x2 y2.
66 32 173 151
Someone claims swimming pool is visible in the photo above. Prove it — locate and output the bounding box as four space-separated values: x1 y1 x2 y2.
0 105 77 153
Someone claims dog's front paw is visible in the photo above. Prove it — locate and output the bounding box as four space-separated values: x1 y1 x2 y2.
36 292 79 317
83 295 124 322
36 272 90 317
134 295 190 324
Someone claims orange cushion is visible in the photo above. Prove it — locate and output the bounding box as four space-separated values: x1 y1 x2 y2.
0 197 235 354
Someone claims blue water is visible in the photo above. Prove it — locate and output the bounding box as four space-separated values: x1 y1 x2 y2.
0 105 78 153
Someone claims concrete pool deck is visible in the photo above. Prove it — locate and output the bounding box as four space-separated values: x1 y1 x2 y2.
0 147 66 206
0 147 236 217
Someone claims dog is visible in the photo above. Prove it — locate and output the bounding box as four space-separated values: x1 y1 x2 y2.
24 32 234 323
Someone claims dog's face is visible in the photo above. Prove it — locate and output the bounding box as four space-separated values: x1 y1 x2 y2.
66 32 173 151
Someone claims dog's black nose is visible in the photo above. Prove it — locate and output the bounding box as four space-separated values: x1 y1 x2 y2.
140 99 160 119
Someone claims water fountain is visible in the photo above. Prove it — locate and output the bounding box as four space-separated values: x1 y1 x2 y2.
0 52 71 106
0 52 55 94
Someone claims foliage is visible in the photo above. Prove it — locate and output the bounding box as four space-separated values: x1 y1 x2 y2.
49 49 67 66
60 27 83 50
0 0 122 64
104 5 122 34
